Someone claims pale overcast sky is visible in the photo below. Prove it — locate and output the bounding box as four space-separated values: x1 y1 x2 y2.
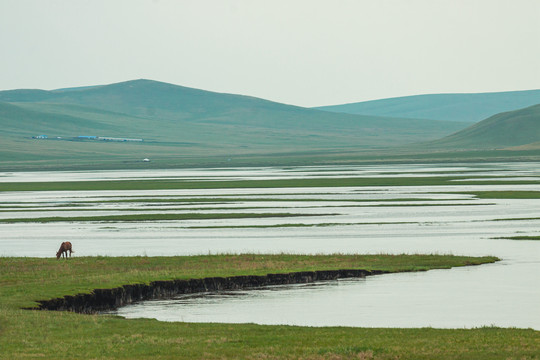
1 0 539 107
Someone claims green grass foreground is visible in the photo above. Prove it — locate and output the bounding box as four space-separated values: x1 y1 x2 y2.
2 254 539 359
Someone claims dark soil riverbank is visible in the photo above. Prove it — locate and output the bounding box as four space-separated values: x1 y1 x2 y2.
34 269 384 313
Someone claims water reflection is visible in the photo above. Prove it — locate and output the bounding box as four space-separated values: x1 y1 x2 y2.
116 263 539 329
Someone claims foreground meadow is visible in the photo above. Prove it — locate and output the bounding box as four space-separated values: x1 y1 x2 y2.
1 254 539 359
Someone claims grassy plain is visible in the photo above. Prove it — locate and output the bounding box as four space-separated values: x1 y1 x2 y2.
2 143 540 172
4 254 538 360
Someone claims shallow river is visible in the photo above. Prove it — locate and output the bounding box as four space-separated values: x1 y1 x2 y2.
1 163 539 329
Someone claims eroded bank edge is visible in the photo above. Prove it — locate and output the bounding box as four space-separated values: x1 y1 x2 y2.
30 269 387 314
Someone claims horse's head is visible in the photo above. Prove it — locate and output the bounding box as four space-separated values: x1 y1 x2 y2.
56 251 61 259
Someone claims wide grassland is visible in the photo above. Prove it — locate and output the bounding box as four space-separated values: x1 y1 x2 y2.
3 139 540 172
2 254 539 359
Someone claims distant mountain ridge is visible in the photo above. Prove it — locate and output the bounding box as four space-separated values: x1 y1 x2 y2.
2 79 539 169
0 79 467 148
0 79 473 169
315 90 540 123
424 103 540 149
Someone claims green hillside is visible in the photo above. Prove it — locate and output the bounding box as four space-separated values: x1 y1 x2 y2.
0 80 470 169
0 102 126 137
0 79 466 135
424 104 540 149
315 90 540 123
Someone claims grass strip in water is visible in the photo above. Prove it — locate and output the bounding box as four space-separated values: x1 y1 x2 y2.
492 217 540 222
0 202 490 214
464 191 540 199
491 236 540 240
91 197 471 203
1 176 538 192
3 254 538 360
0 212 331 223
182 221 420 229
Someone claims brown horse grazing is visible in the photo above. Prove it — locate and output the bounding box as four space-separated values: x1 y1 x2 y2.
56 242 74 259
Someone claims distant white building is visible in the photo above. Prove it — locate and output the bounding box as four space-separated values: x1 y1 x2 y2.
98 137 143 142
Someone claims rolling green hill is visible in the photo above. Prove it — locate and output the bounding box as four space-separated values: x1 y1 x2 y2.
0 80 471 169
424 104 540 149
0 79 466 135
315 90 540 123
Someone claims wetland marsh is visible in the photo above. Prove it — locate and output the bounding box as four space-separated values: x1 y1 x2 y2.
1 163 539 330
